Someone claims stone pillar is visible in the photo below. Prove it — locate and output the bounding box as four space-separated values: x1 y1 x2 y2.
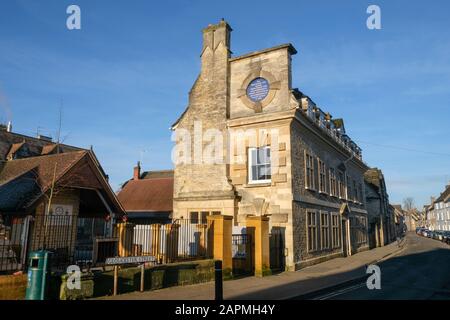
164 223 180 263
115 222 135 257
207 215 232 277
246 215 271 277
196 224 208 257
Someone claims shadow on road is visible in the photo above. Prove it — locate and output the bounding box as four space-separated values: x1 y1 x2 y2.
230 241 450 300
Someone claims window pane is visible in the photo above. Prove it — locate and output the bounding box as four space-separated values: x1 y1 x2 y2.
257 148 265 164
251 165 258 181
258 165 271 180
200 212 209 224
190 212 198 224
250 149 257 165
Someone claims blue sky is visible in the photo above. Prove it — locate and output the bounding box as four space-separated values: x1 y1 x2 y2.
0 0 449 208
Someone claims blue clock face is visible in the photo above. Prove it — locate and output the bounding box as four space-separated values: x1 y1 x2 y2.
246 77 270 102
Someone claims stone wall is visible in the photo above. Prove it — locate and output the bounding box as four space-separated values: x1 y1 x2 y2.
290 114 369 269
92 259 215 298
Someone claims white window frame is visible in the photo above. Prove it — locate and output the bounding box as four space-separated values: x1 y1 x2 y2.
248 146 271 184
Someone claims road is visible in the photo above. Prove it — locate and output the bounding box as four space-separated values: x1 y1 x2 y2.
307 232 450 300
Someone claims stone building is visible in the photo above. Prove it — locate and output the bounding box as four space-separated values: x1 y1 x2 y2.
171 20 370 271
427 183 450 231
364 168 395 247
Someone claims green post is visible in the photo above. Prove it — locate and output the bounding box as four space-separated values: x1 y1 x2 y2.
25 250 52 300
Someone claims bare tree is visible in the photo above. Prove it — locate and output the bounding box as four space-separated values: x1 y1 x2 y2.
403 197 415 212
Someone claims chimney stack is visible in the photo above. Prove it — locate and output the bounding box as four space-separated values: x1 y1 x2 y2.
133 161 141 180
6 121 12 132
202 19 232 54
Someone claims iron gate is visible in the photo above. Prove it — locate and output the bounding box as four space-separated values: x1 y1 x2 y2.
269 228 285 272
231 234 253 276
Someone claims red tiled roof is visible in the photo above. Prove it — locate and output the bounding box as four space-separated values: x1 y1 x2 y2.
118 177 173 212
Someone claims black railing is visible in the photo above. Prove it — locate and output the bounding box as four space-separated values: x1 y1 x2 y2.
231 234 253 276
0 215 27 273
0 214 115 273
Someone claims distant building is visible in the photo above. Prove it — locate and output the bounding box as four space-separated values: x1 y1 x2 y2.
427 183 450 231
117 162 173 224
364 168 395 247
391 204 406 236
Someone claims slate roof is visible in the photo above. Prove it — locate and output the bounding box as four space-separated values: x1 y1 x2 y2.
0 130 82 161
436 184 450 203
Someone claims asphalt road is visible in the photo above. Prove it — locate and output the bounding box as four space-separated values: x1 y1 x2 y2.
311 232 450 300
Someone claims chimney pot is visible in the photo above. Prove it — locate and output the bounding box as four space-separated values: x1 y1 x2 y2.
133 161 141 180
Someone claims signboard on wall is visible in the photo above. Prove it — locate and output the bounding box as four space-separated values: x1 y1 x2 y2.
47 204 73 225
105 255 156 265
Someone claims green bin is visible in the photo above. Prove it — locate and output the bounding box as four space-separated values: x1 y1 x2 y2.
25 250 52 300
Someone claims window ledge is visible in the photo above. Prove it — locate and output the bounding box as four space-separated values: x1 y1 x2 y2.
245 182 272 188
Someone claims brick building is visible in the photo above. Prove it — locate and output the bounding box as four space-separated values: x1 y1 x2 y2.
0 127 124 272
171 20 371 270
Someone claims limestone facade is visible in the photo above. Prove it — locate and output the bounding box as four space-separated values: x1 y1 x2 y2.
172 20 370 270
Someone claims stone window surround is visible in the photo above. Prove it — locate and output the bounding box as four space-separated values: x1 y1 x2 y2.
304 150 316 191
188 210 222 224
320 211 330 250
307 210 318 253
331 212 341 249
318 158 327 195
329 167 338 198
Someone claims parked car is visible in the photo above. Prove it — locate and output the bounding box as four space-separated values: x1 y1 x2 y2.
432 230 445 240
442 231 450 244
426 230 434 238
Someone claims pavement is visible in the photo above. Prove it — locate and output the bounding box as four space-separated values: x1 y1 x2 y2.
98 235 406 300
307 232 450 300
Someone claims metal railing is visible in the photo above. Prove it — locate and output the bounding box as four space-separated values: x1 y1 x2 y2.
0 214 114 273
131 219 212 264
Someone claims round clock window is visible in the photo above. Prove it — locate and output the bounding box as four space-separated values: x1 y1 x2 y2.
246 77 270 102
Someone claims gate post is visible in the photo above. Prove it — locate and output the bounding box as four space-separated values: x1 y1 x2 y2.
246 215 271 277
164 223 180 263
115 222 135 257
206 215 232 278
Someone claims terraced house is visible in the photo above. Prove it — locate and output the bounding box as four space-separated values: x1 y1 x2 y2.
172 20 370 271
